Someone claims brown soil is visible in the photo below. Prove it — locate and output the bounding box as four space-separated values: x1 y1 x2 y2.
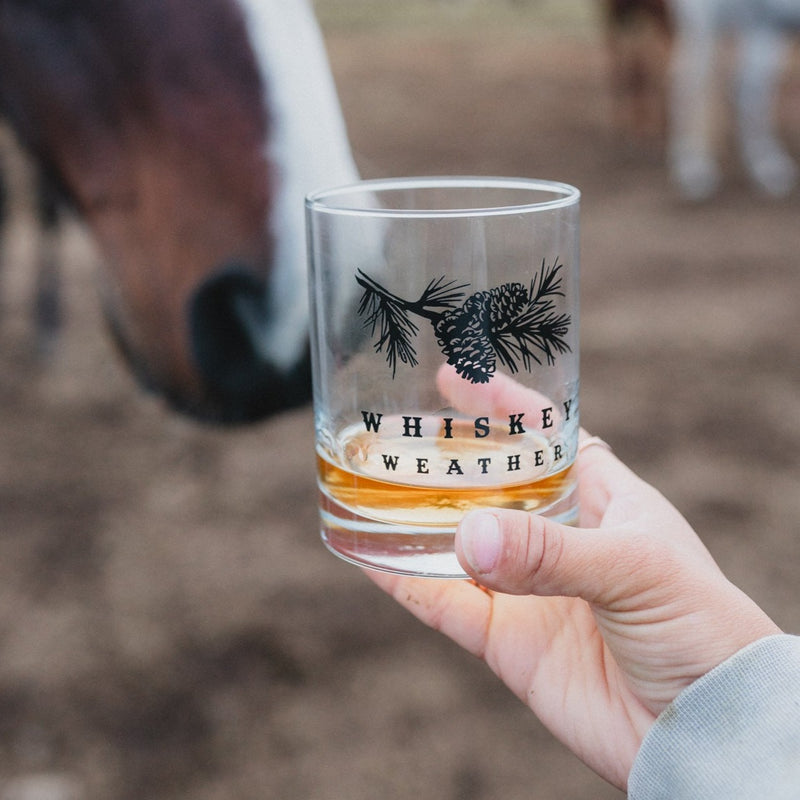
1 18 799 800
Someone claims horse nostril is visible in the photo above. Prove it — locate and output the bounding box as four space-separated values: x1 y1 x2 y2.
189 264 311 423
190 265 265 388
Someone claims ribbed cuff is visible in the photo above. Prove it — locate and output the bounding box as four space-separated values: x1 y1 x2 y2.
628 634 800 799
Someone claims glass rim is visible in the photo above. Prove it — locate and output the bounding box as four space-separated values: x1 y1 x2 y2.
305 176 580 218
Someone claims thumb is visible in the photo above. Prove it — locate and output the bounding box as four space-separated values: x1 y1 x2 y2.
455 509 646 603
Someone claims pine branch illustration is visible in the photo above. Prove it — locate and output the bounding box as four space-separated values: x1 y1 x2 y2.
490 264 572 371
492 304 572 371
356 270 421 377
410 275 469 317
530 257 566 304
356 260 571 383
489 259 572 370
356 270 467 376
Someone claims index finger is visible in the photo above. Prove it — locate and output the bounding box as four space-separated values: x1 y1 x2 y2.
436 364 573 432
576 431 644 528
437 364 645 528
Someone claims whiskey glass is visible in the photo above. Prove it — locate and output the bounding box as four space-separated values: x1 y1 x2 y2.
306 177 580 578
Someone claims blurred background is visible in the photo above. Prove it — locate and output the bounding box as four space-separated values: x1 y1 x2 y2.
1 1 799 798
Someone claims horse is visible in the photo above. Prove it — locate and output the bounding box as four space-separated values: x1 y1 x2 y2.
603 0 673 141
0 144 65 357
667 0 800 199
0 0 359 423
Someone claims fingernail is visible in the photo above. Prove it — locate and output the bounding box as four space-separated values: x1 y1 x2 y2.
460 512 502 574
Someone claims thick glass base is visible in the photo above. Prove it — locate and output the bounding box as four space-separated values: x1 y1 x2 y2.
319 480 579 579
322 524 466 578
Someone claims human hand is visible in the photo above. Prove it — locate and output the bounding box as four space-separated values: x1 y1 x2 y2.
366 376 780 790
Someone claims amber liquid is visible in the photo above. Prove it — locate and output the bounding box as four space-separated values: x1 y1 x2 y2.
316 426 577 577
318 451 575 527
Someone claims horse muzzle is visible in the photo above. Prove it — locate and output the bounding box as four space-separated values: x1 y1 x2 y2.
186 263 312 424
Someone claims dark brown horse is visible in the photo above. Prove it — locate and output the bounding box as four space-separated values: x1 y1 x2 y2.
603 0 673 140
0 0 359 422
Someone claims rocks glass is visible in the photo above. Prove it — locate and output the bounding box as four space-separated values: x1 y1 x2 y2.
306 177 580 578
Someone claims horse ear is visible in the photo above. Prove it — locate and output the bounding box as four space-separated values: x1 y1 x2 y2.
189 263 311 423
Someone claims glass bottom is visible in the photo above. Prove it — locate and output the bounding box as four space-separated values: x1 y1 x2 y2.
319 480 579 579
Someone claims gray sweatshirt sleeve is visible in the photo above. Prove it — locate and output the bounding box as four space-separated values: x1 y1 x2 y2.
628 634 800 799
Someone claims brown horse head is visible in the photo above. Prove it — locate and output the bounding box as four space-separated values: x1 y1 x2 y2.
0 0 357 422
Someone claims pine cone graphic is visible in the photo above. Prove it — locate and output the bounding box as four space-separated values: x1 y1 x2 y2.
489 282 528 326
434 284 539 382
356 262 571 383
434 291 496 383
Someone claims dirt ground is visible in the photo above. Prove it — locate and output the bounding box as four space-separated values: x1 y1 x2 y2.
2 9 800 800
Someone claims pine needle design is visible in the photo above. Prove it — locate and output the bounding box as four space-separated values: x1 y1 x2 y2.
356 259 572 383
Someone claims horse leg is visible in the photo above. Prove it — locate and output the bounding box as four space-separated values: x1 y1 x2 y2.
605 0 672 141
32 171 62 357
667 0 722 200
0 157 6 324
734 26 797 197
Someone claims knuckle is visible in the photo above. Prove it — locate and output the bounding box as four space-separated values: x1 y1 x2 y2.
514 515 564 590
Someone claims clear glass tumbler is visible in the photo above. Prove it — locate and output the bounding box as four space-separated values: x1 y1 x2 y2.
306 177 580 578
